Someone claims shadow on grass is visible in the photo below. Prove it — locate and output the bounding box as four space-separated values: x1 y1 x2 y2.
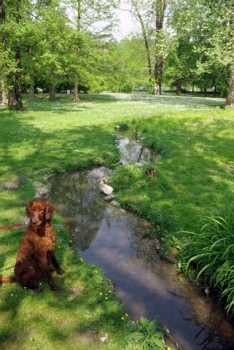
0 108 122 348
0 110 119 181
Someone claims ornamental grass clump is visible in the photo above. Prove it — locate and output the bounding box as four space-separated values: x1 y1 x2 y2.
184 204 234 314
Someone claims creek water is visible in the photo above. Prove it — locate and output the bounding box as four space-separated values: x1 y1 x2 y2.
48 135 234 350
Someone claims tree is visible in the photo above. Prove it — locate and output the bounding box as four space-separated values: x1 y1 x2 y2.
226 68 234 107
65 0 118 101
0 0 42 108
34 1 72 101
129 0 168 94
0 0 8 104
1 0 25 110
171 0 234 101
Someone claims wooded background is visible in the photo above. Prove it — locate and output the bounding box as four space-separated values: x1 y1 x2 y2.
0 0 233 109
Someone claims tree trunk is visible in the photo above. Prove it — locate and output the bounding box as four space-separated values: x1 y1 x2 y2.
8 47 24 110
8 0 24 110
155 55 163 95
29 46 35 102
49 84 56 101
132 2 152 81
0 0 7 104
72 0 81 102
14 46 23 109
177 79 181 96
154 0 166 95
225 68 234 108
73 76 80 102
1 80 7 104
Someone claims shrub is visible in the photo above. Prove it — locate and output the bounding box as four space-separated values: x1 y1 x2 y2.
183 204 234 314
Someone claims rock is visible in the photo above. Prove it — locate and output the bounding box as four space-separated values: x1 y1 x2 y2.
98 181 114 195
103 195 115 202
110 200 121 208
98 178 114 195
32 181 51 197
2 179 19 190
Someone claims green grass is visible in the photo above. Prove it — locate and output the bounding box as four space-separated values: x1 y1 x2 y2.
0 91 233 348
112 108 234 236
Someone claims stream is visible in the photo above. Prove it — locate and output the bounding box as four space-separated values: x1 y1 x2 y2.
48 135 234 350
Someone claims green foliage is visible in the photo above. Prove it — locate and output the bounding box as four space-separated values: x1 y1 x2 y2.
169 0 234 95
182 204 234 314
125 317 165 350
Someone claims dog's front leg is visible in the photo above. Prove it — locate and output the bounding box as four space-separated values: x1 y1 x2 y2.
48 251 65 275
38 256 59 291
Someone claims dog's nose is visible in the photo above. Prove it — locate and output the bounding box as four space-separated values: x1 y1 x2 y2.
32 220 38 225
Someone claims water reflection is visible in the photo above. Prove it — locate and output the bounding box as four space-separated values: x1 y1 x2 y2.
117 135 152 165
48 168 234 350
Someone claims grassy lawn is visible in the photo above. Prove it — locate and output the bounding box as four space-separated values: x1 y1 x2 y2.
0 92 233 348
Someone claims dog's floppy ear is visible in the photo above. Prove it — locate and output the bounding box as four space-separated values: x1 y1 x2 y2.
45 201 55 222
26 201 33 217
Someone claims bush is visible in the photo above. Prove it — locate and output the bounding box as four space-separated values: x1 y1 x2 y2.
183 204 234 314
119 84 133 93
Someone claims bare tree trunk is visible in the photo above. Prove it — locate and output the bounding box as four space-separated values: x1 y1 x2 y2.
8 0 24 110
8 89 17 108
49 84 56 101
14 46 23 109
177 79 181 96
225 68 234 108
73 76 80 102
155 56 163 95
131 0 152 81
29 46 35 102
73 0 81 102
154 0 166 95
0 0 8 105
8 47 24 110
1 80 7 104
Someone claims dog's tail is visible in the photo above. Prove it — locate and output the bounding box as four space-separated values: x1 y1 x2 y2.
0 275 16 283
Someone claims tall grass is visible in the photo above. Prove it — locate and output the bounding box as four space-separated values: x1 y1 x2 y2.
183 204 234 314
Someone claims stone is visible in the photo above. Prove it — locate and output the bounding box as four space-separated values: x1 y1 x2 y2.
110 200 121 208
2 179 19 190
98 181 114 195
32 181 50 197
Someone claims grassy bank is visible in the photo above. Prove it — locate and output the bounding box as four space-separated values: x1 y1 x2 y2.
0 92 232 349
110 103 234 313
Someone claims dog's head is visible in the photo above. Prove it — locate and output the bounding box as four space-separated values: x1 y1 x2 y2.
26 198 55 226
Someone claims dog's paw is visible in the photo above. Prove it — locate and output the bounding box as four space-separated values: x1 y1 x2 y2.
51 284 59 291
56 268 65 275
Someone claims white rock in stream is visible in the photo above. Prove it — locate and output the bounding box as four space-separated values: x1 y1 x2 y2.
98 179 114 195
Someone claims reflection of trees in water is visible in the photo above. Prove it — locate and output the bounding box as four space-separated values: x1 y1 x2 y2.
49 170 106 250
118 137 151 165
181 312 232 349
195 322 230 350
49 170 234 350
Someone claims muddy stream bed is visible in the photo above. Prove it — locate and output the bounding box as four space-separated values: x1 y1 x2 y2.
48 135 234 350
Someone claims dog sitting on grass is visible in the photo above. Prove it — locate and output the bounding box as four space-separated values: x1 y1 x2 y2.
0 198 64 292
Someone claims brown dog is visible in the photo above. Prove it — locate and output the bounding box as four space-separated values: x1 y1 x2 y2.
0 198 64 291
